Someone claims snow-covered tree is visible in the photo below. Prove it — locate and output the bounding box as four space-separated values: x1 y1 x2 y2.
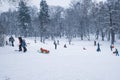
49 6 64 39
39 0 49 42
0 9 18 35
89 2 99 39
105 0 120 44
65 0 92 40
18 0 31 37
64 8 76 44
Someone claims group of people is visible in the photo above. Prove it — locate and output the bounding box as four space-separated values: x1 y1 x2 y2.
8 36 27 52
53 40 67 49
94 40 119 56
110 44 119 56
7 36 120 55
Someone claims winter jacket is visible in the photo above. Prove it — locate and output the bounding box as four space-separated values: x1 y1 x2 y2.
22 40 27 47
9 36 15 42
18 37 22 45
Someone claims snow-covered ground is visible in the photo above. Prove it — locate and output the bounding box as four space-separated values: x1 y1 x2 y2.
0 38 120 80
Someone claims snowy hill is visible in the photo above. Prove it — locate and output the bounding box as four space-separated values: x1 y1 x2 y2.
0 38 120 80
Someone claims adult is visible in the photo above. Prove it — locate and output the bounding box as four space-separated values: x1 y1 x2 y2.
54 41 57 49
22 39 27 52
97 42 101 52
9 36 15 47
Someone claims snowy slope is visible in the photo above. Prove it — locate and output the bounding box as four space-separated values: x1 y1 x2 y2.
0 38 120 80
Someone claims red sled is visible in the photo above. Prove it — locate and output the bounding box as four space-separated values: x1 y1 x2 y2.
37 48 50 54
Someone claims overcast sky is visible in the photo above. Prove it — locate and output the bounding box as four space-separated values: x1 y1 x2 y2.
32 0 106 8
0 0 106 12
32 0 72 8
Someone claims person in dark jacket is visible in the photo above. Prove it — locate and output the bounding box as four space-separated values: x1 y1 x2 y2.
18 37 22 51
94 40 96 46
113 48 119 56
22 39 27 52
97 42 101 52
110 44 114 51
9 36 15 47
54 41 57 49
64 44 67 48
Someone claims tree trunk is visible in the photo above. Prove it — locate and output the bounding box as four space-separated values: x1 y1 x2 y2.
40 34 43 43
96 30 99 40
107 31 110 41
111 29 115 44
81 34 83 40
101 31 105 41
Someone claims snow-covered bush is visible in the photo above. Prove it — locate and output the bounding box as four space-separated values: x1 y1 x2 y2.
0 34 5 46
0 23 5 47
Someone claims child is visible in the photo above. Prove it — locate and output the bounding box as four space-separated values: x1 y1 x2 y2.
113 48 119 56
18 37 22 51
64 44 67 48
110 44 114 51
40 48 49 53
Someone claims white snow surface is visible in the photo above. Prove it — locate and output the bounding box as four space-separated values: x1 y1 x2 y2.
0 38 120 80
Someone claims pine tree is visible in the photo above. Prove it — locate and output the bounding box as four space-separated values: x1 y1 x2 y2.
39 0 49 42
18 0 31 37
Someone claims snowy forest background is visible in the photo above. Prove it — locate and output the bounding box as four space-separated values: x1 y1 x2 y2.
0 0 120 46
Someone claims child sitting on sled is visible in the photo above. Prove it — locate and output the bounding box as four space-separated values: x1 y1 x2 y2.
40 48 49 53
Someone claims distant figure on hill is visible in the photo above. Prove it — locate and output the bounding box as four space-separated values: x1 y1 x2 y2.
9 36 15 47
113 48 119 56
6 41 8 45
22 39 27 52
57 40 59 45
110 44 114 51
94 40 96 46
18 37 22 51
83 47 86 50
64 44 67 48
54 41 57 49
97 42 101 52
